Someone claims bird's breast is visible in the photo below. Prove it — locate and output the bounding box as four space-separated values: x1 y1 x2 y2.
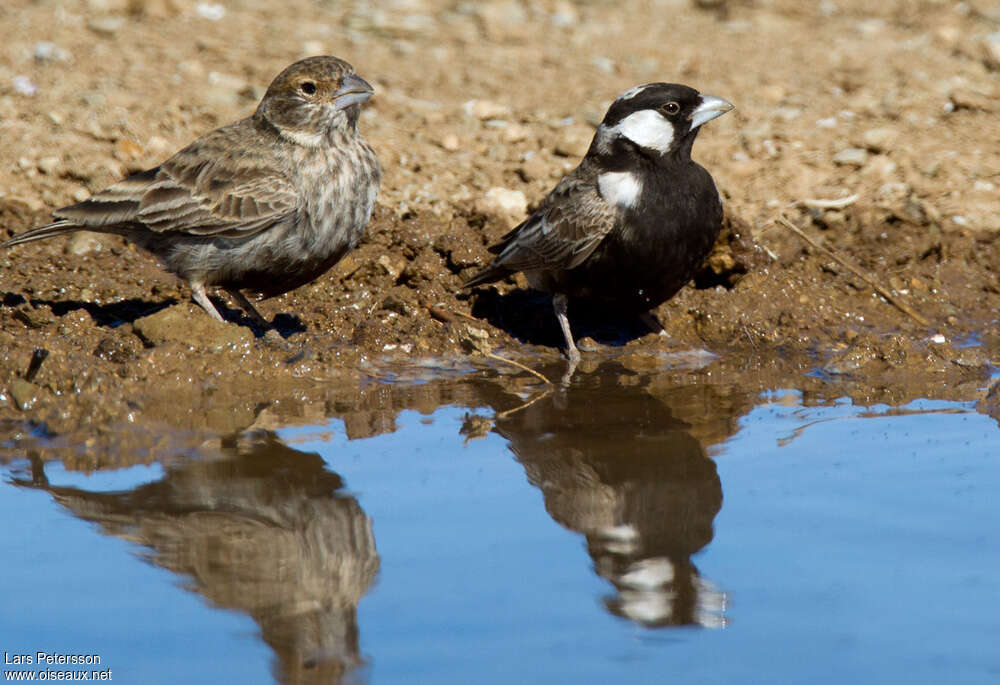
557 163 721 310
302 139 380 253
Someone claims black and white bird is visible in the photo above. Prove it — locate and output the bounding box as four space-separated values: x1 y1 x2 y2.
2 56 380 328
464 83 733 362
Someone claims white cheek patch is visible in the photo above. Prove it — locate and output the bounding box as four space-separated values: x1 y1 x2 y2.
615 109 675 154
598 171 643 209
618 84 651 101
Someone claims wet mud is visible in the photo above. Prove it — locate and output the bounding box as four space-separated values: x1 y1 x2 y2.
2 0 999 441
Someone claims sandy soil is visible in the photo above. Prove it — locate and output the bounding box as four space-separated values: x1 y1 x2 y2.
1 0 999 448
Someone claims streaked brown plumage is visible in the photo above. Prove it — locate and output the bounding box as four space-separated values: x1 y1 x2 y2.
2 56 381 326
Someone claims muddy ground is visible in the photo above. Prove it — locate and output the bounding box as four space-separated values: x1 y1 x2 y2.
1 0 999 457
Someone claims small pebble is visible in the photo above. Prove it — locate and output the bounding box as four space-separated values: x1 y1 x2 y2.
861 127 898 153
8 379 38 411
476 187 527 217
33 42 71 63
591 56 615 74
983 32 1000 71
301 40 325 56
13 76 37 96
114 139 144 162
949 88 994 112
195 2 226 20
64 232 107 256
87 16 126 36
376 254 403 280
502 123 530 143
439 134 460 151
861 156 897 181
832 148 868 167
37 156 61 175
517 156 549 182
463 99 511 120
554 127 591 158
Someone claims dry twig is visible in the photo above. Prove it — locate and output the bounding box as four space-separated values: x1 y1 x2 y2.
775 215 931 327
482 351 553 385
495 388 553 419
795 194 860 210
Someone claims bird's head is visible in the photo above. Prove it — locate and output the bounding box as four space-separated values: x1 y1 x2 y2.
591 83 733 161
255 56 375 146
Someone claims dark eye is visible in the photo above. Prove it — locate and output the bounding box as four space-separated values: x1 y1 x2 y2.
299 81 317 95
661 101 680 115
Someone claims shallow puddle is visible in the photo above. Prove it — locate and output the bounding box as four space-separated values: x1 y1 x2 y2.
2 366 998 684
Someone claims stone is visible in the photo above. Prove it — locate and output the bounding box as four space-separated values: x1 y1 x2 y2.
832 148 868 167
12 76 37 96
64 231 109 256
438 134 460 151
949 88 995 112
376 254 404 280
517 156 550 182
983 32 1000 71
87 16 126 36
554 126 592 158
861 127 898 153
502 123 531 143
133 304 253 349
195 2 225 20
205 71 249 107
462 99 511 120
33 42 72 63
474 1 527 41
475 187 527 217
861 155 898 181
8 379 38 411
114 139 144 162
36 156 61 175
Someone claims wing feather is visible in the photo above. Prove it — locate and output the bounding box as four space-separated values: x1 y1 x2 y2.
489 164 617 274
52 119 299 239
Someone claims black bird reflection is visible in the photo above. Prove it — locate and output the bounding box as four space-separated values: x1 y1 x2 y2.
492 366 726 628
11 431 377 685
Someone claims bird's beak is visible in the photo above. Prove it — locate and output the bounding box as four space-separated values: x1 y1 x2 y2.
688 94 734 129
333 74 375 110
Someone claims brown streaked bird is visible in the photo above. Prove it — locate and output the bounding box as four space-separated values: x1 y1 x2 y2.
464 83 733 363
2 56 381 328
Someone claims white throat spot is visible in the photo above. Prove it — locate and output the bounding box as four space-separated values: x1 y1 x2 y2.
615 110 675 154
598 171 642 210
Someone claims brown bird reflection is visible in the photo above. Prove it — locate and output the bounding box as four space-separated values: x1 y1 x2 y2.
493 365 726 628
12 431 377 685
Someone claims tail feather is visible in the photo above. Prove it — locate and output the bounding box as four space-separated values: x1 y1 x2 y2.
1 220 82 248
463 263 511 289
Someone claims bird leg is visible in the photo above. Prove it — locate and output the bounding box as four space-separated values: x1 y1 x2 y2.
190 282 226 322
226 288 271 329
640 311 668 337
552 293 581 363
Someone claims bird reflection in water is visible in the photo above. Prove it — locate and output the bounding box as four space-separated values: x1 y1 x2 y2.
12 431 377 685
492 365 726 628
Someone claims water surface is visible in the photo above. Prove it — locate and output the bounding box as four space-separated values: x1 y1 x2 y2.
2 365 998 683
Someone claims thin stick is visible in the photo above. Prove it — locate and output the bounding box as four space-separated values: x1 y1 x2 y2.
422 301 482 325
483 350 552 385
496 388 553 419
775 215 931 327
795 194 860 210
